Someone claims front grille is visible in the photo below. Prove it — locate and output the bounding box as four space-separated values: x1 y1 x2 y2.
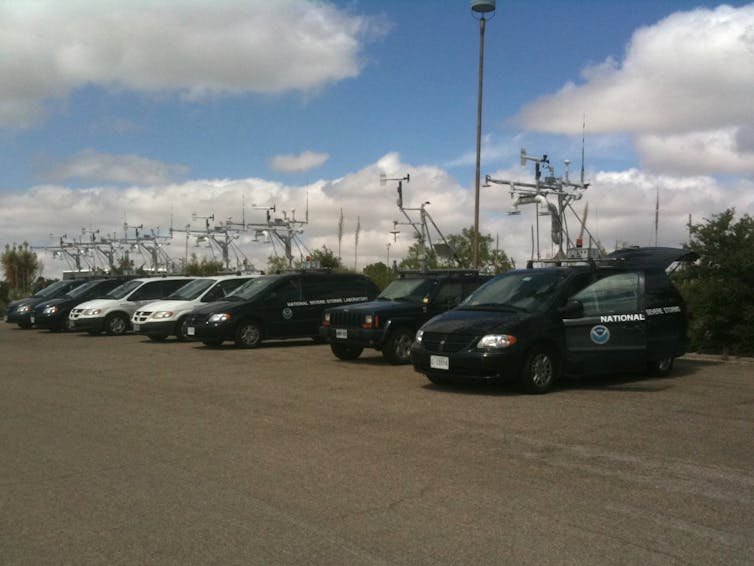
329 310 365 327
186 313 209 326
132 311 152 323
421 332 475 353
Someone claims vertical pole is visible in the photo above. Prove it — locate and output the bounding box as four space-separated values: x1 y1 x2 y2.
473 16 486 269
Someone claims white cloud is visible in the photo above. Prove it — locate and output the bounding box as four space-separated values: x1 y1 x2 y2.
269 150 330 173
2 154 751 280
511 5 754 176
0 0 387 127
43 150 189 184
514 5 754 136
636 128 754 175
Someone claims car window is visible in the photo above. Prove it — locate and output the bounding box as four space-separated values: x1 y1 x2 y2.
378 278 436 302
129 281 164 301
571 272 640 316
167 279 214 301
432 282 464 308
462 271 565 313
107 279 143 299
275 279 302 302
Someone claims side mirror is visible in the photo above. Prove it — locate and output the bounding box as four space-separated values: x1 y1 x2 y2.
559 300 584 319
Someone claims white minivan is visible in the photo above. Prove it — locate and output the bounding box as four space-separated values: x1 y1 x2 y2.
131 274 256 341
69 277 195 335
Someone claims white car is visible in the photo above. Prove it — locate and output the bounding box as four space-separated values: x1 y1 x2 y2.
69 277 195 335
131 274 256 341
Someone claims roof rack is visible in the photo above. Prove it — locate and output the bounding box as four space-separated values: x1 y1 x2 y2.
396 269 481 277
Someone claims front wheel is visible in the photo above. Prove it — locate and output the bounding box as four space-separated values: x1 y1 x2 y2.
331 343 363 361
175 317 190 342
519 345 558 394
382 328 414 365
104 313 129 336
235 321 263 348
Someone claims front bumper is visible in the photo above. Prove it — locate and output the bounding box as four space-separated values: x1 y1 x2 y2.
32 311 67 329
410 344 525 381
132 320 174 336
184 316 234 342
319 325 386 349
70 316 106 333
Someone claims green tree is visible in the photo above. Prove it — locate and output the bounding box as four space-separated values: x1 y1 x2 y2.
397 227 513 274
307 245 343 270
266 255 290 273
1 242 42 296
362 261 395 290
183 254 225 276
675 209 754 356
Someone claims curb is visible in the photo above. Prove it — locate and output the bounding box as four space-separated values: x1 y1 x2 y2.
681 353 754 365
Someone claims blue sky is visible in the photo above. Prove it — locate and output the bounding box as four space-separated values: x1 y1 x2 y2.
1 0 753 277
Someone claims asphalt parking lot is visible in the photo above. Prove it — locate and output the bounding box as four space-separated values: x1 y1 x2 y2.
1 323 752 565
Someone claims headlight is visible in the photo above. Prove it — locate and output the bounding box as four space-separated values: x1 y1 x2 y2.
83 308 102 316
415 329 424 342
476 334 517 349
19 305 32 313
43 306 59 314
323 312 331 324
362 314 378 328
151 311 174 319
208 313 231 323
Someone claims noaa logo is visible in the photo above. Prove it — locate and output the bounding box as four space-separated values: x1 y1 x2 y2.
282 307 293 320
590 325 610 345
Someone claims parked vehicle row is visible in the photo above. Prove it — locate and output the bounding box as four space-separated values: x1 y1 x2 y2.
5 248 696 394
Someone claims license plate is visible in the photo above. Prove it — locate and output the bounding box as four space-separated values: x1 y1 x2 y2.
30 316 35 324
430 355 449 370
133 323 140 331
187 327 195 336
335 328 348 339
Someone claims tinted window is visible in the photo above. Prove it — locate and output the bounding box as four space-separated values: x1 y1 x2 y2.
378 278 436 302
107 279 143 299
432 282 464 309
571 272 640 316
302 276 369 300
462 271 565 313
167 279 214 301
228 276 282 300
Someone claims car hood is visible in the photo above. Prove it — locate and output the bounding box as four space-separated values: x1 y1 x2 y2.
8 297 42 309
192 300 237 315
139 299 193 312
421 308 525 335
74 298 120 310
34 297 68 310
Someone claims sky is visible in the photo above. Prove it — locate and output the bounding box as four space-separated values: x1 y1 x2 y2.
1 0 753 278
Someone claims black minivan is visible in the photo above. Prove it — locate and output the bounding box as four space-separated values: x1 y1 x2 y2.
185 271 379 348
410 247 697 393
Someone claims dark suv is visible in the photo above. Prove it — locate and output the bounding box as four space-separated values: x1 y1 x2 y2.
410 248 697 393
185 271 379 348
320 270 491 364
4 278 90 329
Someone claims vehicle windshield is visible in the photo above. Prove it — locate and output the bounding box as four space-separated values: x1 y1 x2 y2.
226 276 281 301
166 278 214 301
66 279 103 298
106 279 143 300
35 280 73 298
377 278 436 302
460 271 566 313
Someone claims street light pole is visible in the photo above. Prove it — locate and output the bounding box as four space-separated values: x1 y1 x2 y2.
471 0 495 269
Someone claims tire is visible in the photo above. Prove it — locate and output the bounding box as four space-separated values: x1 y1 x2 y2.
519 345 558 394
235 321 263 348
175 317 190 342
104 313 129 336
382 327 414 365
647 355 674 377
148 335 167 342
331 343 363 361
202 339 222 347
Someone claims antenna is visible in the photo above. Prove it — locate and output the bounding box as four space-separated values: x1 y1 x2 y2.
580 115 586 187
